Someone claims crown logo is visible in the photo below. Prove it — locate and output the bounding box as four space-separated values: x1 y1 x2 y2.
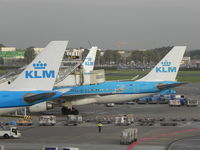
161 60 171 66
86 57 92 61
33 61 47 69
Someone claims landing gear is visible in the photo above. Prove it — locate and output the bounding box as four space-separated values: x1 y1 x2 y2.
61 107 79 115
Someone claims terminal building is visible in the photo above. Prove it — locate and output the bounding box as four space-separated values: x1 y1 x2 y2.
0 47 24 65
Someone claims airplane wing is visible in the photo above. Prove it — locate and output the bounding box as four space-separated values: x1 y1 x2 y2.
53 93 113 104
24 92 56 104
61 92 118 97
157 82 186 90
108 75 139 82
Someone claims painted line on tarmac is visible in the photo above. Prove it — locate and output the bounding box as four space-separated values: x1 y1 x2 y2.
127 128 200 150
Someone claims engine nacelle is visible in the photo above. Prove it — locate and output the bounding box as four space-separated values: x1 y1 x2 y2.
29 102 53 113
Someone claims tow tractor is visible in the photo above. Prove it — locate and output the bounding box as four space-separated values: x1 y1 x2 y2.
0 126 21 139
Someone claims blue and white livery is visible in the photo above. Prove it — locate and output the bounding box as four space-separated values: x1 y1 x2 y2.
53 46 186 115
0 41 68 114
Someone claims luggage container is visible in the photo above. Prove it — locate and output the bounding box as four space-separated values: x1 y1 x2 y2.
120 128 138 145
160 122 178 126
186 99 198 107
96 115 113 124
169 99 181 107
39 115 56 126
115 114 134 126
138 117 155 126
65 115 83 126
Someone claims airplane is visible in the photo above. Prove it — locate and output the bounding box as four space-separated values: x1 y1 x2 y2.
28 46 98 113
52 46 186 115
0 46 186 115
0 41 69 114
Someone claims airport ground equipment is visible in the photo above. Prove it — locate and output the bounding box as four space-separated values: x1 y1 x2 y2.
136 99 148 104
62 147 79 150
138 118 155 126
64 115 83 126
16 118 32 126
191 118 200 121
120 128 138 145
159 98 169 104
148 96 159 104
43 147 58 150
169 99 181 107
170 118 186 121
96 115 113 124
5 121 17 126
39 115 56 126
186 99 198 107
115 114 134 126
155 117 165 122
0 126 21 139
160 122 178 126
43 147 79 150
106 103 115 107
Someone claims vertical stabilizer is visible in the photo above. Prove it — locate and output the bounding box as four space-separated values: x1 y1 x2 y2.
137 46 186 81
82 46 98 73
3 41 68 91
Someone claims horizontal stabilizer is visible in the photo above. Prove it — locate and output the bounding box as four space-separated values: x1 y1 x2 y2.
131 75 139 81
157 82 186 90
24 92 56 104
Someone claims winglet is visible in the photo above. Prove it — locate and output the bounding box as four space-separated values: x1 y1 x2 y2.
137 46 186 81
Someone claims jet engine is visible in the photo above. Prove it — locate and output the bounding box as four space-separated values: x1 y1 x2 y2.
29 102 53 113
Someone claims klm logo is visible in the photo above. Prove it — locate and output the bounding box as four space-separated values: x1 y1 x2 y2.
85 57 94 66
156 60 177 73
25 61 55 79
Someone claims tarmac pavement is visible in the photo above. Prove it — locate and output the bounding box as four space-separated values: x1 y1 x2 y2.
0 83 200 150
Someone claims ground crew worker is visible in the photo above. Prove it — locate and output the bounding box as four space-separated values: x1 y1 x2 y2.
98 122 103 133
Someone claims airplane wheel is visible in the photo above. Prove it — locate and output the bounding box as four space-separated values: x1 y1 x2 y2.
61 107 71 115
61 107 79 115
72 108 79 115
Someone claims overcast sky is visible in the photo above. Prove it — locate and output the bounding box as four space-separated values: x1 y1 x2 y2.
0 0 200 50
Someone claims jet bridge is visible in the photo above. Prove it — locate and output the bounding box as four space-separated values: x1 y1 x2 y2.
0 51 82 88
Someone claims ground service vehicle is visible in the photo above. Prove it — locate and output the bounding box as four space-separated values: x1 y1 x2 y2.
39 115 56 126
17 118 32 126
169 99 181 107
186 99 198 107
115 114 134 126
65 115 83 126
138 117 155 126
0 126 21 139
